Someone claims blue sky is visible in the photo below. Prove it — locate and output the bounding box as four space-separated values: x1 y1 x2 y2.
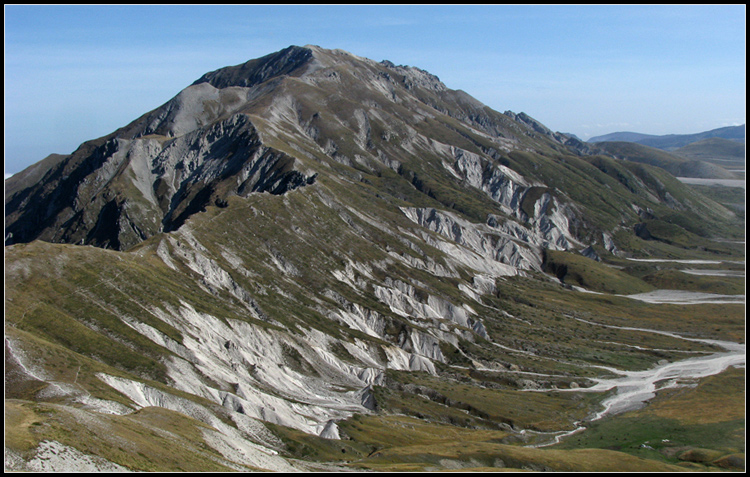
4 4 746 176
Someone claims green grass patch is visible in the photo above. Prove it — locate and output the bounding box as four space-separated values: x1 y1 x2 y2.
641 269 745 295
265 422 372 462
542 249 655 295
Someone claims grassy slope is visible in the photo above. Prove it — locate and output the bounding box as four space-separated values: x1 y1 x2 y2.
355 441 691 472
6 177 745 471
591 141 688 172
675 137 745 165
542 249 655 295
5 399 251 472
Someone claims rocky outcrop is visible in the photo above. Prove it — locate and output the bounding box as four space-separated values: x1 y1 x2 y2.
379 60 448 92
192 45 314 90
401 207 532 273
400 203 585 276
448 146 531 217
444 145 582 251
503 111 577 149
4 113 315 250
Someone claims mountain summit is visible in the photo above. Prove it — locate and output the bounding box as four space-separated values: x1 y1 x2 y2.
192 45 317 89
5 44 735 253
5 46 744 472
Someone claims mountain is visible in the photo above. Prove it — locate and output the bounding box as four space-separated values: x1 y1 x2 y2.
590 141 740 179
5 45 739 251
673 137 746 174
588 125 745 151
5 45 745 472
587 125 745 179
588 131 656 144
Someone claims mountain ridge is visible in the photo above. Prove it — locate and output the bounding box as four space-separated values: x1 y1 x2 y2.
3 45 583 250
589 141 740 180
588 124 745 150
7 45 739 251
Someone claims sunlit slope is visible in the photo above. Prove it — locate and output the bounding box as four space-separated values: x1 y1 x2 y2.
5 45 745 472
6 177 744 470
5 46 743 253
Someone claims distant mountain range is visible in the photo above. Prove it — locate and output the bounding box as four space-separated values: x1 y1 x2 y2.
589 141 740 179
588 125 745 151
587 125 745 177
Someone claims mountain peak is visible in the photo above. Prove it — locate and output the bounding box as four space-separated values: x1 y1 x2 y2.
191 44 449 95
192 45 315 89
6 44 741 253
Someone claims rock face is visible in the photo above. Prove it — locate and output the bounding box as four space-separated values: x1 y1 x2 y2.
3 45 583 251
4 45 742 472
4 95 315 250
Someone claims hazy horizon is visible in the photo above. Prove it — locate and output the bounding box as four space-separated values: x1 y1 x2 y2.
5 5 746 176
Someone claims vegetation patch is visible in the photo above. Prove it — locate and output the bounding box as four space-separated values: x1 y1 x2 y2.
554 367 745 470
640 269 745 295
542 249 655 295
265 422 371 462
355 439 688 472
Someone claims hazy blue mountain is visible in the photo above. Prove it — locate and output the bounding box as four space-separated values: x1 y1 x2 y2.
673 137 745 172
588 125 745 151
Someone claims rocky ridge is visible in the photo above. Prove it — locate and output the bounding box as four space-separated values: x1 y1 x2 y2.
4 45 603 251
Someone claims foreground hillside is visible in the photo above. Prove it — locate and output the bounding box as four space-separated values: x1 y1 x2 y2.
5 45 745 472
6 197 744 470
